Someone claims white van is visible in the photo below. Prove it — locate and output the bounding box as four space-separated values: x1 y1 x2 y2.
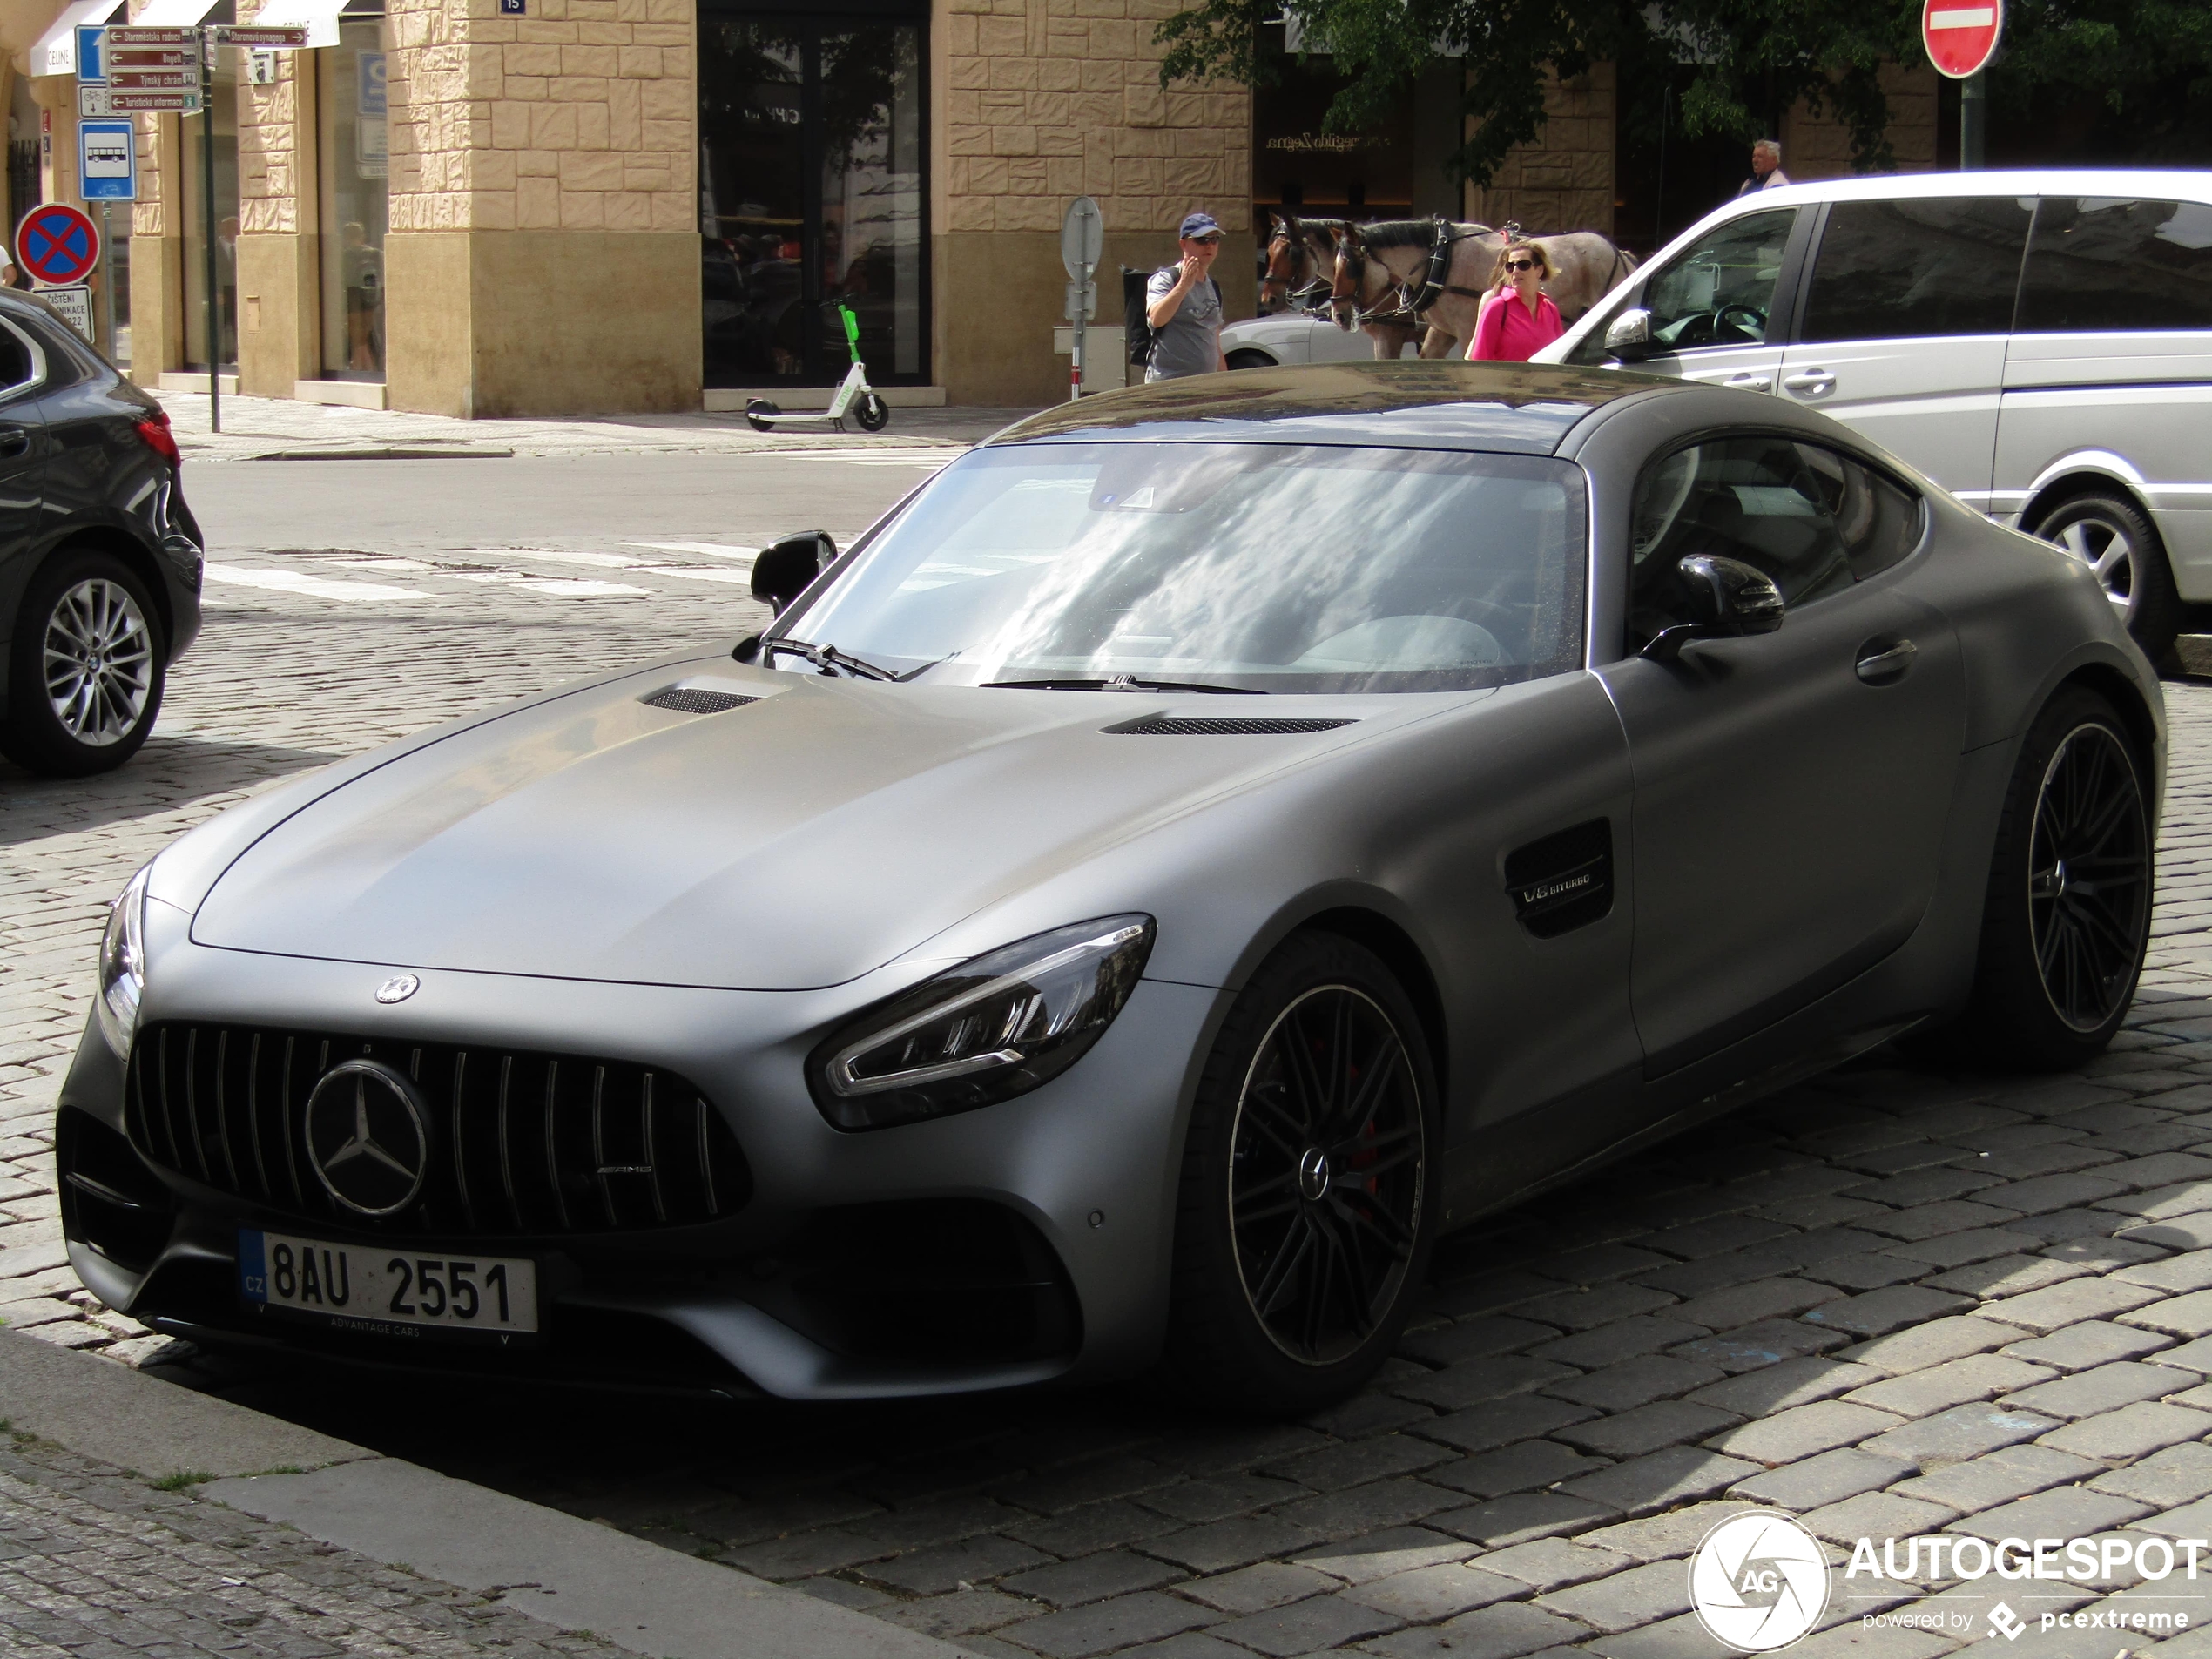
1537 170 2212 663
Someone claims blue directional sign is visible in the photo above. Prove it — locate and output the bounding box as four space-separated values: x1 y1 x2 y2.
76 24 105 83
79 120 135 202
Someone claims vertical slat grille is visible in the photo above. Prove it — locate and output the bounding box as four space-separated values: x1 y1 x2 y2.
123 1023 751 1238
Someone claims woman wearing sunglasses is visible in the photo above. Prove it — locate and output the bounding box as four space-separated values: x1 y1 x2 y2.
1466 240 1562 362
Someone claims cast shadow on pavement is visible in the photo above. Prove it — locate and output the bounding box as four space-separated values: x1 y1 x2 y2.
0 734 337 846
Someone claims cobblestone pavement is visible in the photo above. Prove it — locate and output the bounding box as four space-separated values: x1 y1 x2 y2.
17 480 2212 1656
0 1430 639 1659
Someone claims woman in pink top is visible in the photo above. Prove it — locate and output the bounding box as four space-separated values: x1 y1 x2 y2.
1467 240 1563 362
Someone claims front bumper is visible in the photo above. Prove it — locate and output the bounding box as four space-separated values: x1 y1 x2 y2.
57 929 1220 1399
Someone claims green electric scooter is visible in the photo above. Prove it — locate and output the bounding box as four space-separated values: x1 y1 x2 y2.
745 301 891 433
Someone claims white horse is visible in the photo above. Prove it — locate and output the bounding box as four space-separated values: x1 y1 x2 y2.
1330 219 1639 360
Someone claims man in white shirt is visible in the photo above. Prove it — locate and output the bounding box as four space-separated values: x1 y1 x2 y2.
1737 140 1791 195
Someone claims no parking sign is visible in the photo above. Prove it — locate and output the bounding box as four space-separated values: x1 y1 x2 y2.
15 204 100 287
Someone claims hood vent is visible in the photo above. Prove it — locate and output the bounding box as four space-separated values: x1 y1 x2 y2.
644 687 760 715
1109 715 1356 737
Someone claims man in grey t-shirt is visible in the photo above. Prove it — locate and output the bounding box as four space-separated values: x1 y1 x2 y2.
1145 211 1227 381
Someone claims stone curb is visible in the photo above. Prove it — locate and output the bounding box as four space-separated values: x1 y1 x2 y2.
0 1328 968 1659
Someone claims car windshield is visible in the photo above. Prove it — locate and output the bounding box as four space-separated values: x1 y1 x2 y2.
777 442 1588 693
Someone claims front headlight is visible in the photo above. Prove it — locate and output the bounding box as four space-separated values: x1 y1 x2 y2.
96 864 152 1059
808 915 1156 1130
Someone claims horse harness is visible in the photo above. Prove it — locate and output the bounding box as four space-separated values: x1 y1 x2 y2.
1342 216 1494 327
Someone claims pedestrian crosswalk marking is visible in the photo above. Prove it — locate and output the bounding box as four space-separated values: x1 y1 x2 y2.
453 547 643 569
506 577 651 597
206 564 430 602
623 541 757 562
637 565 757 585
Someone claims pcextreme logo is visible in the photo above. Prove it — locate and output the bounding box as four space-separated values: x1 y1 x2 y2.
1690 1512 1831 1652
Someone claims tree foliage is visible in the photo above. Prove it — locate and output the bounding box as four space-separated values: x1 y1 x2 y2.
1155 0 2212 187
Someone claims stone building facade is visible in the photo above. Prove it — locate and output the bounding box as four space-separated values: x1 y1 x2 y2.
3 0 1943 416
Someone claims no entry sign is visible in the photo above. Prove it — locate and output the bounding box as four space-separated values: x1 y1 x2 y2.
1924 0 2002 78
15 204 100 287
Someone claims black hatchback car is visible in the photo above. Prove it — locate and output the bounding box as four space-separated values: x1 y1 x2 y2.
0 290 203 776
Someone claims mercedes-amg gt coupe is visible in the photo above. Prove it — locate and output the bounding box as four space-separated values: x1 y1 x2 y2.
57 361 2162 1413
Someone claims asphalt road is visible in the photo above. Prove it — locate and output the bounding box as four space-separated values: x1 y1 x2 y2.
13 449 2212 1659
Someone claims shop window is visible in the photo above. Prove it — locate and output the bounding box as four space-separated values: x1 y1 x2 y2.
317 14 387 380
698 10 927 387
181 67 239 370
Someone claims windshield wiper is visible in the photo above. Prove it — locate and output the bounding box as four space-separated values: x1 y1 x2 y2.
759 638 901 682
981 675 1266 695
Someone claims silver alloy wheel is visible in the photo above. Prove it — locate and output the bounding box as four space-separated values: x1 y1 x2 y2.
42 577 154 747
2048 511 2137 616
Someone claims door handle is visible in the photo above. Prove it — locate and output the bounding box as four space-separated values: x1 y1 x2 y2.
1782 368 1836 398
1723 372 1773 392
0 427 30 458
1856 637 1917 685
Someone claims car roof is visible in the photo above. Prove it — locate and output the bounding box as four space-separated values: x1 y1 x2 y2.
1724 167 2212 210
988 361 1680 455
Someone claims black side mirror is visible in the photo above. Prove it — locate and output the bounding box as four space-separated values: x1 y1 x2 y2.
1641 554 1784 663
751 530 835 615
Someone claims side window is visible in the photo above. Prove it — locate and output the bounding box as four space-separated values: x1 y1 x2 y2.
1627 438 1922 646
1798 197 2033 343
0 324 33 395
2018 199 2212 332
1638 209 1797 354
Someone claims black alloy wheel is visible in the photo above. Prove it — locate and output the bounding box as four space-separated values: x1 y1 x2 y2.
1230 986 1426 1366
1943 687 2154 1069
1163 933 1438 1413
2028 719 2152 1034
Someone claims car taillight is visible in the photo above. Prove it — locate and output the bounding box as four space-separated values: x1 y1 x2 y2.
135 408 179 466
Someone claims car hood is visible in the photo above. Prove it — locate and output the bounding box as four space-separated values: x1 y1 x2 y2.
190 665 1401 990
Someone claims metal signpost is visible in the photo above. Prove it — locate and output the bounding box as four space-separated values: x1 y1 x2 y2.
1922 0 2003 168
1060 196 1103 401
78 23 307 429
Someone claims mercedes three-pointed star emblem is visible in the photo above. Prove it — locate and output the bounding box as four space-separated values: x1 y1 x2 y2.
304 1060 431 1217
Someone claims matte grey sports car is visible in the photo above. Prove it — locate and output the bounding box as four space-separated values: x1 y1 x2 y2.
56 362 2164 1413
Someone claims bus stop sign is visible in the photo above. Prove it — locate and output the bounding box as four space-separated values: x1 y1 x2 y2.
1924 0 2001 78
16 203 99 285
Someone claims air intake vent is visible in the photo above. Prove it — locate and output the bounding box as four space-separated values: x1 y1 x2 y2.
1109 716 1356 737
1503 818 1615 939
644 687 759 715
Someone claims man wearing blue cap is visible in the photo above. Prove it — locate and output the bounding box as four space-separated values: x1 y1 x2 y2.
1143 211 1227 381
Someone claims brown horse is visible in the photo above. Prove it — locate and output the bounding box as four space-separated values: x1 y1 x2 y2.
1331 219 1639 359
1260 212 1346 314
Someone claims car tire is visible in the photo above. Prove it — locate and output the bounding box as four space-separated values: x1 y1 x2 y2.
1943 687 2154 1070
2035 492 2182 671
0 548 165 777
1224 349 1277 371
1160 932 1440 1415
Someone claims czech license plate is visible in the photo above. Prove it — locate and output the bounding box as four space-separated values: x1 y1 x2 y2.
239 1230 540 1341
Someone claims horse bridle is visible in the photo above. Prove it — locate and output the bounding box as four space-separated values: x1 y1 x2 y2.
1336 216 1507 327
1264 221 1334 315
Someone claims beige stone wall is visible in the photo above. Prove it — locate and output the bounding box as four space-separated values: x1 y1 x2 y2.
388 0 694 235
932 0 1253 403
1462 64 1615 238
1782 61 1940 179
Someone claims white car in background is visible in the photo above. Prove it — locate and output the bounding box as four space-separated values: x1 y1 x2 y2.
1538 168 2212 666
1221 310 1418 369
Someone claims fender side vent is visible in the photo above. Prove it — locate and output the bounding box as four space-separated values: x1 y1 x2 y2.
644 688 760 715
1109 716 1355 736
1503 818 1615 939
